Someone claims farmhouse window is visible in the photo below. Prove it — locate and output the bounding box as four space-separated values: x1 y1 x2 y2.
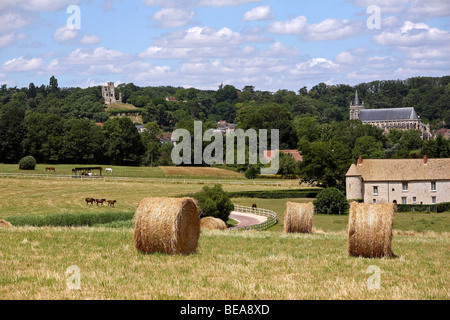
431 182 436 192
402 182 408 192
373 186 378 196
401 197 407 204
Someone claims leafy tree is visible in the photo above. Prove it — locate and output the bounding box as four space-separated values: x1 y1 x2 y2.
103 117 144 165
299 140 352 190
352 136 385 162
0 104 26 163
278 152 299 177
19 156 37 170
194 184 234 222
313 187 349 215
49 75 58 92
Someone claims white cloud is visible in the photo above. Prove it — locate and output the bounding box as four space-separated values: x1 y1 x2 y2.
155 26 242 47
347 0 409 14
53 26 79 42
0 0 80 12
65 47 129 65
1 56 44 72
0 12 29 33
373 21 450 47
0 33 26 48
268 16 361 41
267 16 308 34
80 35 102 45
142 0 260 7
152 8 195 28
243 6 273 21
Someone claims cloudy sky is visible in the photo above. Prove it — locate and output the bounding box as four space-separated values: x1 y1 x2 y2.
0 0 449 91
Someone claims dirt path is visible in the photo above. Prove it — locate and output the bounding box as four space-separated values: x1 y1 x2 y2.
229 211 267 228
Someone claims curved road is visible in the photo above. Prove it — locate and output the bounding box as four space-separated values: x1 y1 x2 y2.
229 211 267 229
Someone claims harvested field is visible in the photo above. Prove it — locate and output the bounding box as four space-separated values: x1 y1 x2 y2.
160 166 244 178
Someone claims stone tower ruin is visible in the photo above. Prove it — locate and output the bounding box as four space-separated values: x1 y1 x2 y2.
102 82 122 105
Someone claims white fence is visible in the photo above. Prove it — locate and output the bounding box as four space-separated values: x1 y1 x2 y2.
230 204 277 231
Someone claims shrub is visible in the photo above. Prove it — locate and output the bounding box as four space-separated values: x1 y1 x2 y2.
193 184 234 222
19 156 37 170
313 187 349 215
245 165 258 179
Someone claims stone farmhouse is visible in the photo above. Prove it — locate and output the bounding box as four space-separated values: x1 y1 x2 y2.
349 91 431 139
346 156 450 205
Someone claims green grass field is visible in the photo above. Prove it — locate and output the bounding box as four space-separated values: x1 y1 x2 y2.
0 168 449 300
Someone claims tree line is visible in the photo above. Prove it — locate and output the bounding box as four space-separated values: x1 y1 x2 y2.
0 76 449 190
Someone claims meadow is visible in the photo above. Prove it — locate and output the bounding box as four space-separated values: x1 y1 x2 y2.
0 165 449 300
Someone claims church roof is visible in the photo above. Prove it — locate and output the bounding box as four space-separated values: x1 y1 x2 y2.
359 107 419 122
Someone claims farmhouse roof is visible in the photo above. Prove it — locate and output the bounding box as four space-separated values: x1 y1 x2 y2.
359 107 419 122
345 157 450 181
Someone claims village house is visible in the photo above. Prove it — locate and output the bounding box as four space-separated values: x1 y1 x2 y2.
263 150 303 162
214 120 236 134
346 156 450 205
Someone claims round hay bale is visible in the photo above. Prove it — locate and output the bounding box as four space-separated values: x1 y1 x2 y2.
134 197 200 255
284 202 314 233
0 219 12 228
200 217 227 231
348 202 395 258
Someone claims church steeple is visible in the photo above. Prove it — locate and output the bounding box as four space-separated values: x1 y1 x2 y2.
354 90 359 106
350 90 364 120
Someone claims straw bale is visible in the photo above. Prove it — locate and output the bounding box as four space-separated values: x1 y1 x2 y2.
284 202 314 233
348 202 395 258
134 197 200 255
200 217 227 230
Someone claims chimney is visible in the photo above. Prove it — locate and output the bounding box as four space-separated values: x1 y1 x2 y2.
424 155 428 164
358 155 363 165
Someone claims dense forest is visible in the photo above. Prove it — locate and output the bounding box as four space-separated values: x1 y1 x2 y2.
0 75 449 190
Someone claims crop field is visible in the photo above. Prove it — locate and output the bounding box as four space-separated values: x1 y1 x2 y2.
0 169 449 300
160 166 245 178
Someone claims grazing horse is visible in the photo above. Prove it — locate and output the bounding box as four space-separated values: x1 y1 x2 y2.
45 167 56 172
85 198 95 205
105 168 113 173
107 200 117 207
252 203 257 209
96 199 106 206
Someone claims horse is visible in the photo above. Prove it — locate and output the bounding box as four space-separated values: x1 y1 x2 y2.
96 199 106 206
85 198 95 205
105 168 113 173
252 203 257 209
107 200 117 207
45 167 55 172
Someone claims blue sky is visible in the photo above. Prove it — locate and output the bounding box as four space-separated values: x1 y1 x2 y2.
0 0 449 91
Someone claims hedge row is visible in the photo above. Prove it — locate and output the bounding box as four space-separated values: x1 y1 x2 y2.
227 188 321 199
396 202 450 213
4 211 135 227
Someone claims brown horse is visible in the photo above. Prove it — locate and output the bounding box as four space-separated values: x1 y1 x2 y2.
96 199 106 206
45 167 56 172
107 200 117 207
85 198 95 205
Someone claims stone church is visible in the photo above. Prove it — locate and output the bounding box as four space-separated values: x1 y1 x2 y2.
349 91 430 139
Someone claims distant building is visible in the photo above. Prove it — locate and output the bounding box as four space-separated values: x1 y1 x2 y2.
134 124 144 133
157 132 174 144
214 121 236 134
345 156 450 205
102 82 122 105
433 128 450 139
264 150 303 162
349 90 431 139
165 97 178 102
